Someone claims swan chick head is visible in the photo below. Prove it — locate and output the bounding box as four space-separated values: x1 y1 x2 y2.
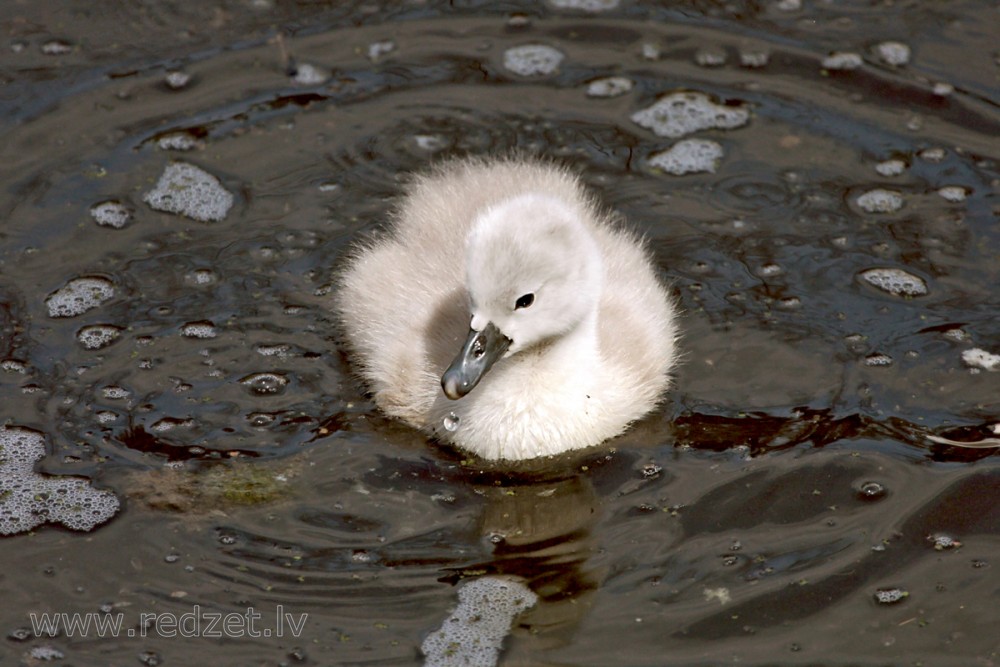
441 192 603 400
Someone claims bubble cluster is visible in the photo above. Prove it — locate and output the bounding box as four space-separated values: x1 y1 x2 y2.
548 0 620 10
90 201 132 229
157 132 201 151
143 162 234 222
503 44 565 76
181 321 217 339
256 344 290 357
859 268 928 296
240 372 289 395
864 353 893 367
631 92 750 138
822 52 863 70
740 51 770 68
164 70 191 89
77 325 122 350
937 186 967 203
929 534 961 550
648 139 724 175
856 189 904 213
874 159 906 177
46 277 115 318
586 76 633 98
875 41 911 66
292 63 328 85
422 577 538 667
0 426 120 535
368 40 396 62
873 587 908 604
962 348 1000 371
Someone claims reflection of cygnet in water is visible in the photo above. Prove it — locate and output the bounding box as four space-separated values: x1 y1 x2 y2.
423 473 603 665
335 157 678 461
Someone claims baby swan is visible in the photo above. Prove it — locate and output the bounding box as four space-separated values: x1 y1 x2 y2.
335 157 677 461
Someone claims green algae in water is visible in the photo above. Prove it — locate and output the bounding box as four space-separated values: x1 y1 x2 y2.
204 464 289 505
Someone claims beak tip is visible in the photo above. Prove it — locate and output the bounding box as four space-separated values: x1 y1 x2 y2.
441 373 464 400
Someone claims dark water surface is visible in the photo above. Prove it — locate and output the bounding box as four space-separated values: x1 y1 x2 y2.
2 1 999 665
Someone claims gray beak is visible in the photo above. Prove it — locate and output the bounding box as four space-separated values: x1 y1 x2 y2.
441 322 511 400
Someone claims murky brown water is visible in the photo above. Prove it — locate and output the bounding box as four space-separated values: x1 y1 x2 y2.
2 1 998 665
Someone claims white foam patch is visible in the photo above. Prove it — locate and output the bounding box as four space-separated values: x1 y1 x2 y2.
368 40 396 61
181 321 217 338
422 577 538 667
503 44 565 76
292 63 329 85
856 188 904 213
0 426 120 535
548 0 620 10
937 186 967 202
860 268 928 296
962 348 1000 371
631 91 749 138
875 159 906 176
875 41 910 66
144 162 234 222
586 76 633 98
90 201 131 229
157 132 201 151
46 277 115 318
648 139 724 175
822 52 863 70
77 325 122 350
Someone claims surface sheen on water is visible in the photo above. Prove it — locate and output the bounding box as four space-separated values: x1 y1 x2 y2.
0 2 998 665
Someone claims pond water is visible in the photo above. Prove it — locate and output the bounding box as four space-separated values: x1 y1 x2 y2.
1 1 999 665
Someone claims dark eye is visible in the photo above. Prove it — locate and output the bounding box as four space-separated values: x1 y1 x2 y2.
515 293 534 310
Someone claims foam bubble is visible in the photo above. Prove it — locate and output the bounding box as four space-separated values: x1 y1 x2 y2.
422 577 538 667
292 63 328 85
42 40 73 55
46 277 115 318
864 353 893 367
181 321 217 339
631 92 750 138
874 588 908 604
937 186 967 202
144 162 234 222
648 139 724 175
165 70 191 89
0 426 120 535
256 344 290 357
547 0 619 10
856 189 903 213
157 132 201 152
368 40 396 62
859 268 928 296
740 51 770 68
874 159 906 176
586 76 633 98
102 385 131 399
2 359 28 374
90 201 132 229
503 44 565 76
962 348 1000 371
77 325 122 350
875 41 910 66
240 372 289 395
822 52 863 70
694 48 727 67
